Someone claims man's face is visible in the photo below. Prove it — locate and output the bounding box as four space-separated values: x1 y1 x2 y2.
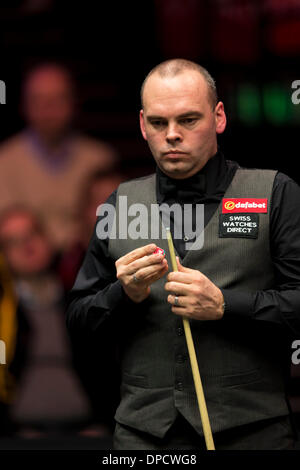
23 67 74 141
0 213 53 276
140 70 226 179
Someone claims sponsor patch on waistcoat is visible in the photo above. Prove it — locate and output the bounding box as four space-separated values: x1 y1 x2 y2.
222 198 268 213
219 213 259 238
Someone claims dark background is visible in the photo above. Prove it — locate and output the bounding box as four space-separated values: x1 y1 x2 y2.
0 0 300 181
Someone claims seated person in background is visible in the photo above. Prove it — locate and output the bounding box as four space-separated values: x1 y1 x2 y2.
0 252 29 436
58 168 124 435
58 167 124 291
0 62 118 252
0 206 110 437
81 168 124 249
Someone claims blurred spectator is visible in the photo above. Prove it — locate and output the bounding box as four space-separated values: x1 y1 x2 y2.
0 252 29 436
80 168 124 248
57 168 124 435
58 167 124 291
0 62 118 252
0 206 108 437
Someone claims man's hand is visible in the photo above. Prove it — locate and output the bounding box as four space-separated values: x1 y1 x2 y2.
165 257 224 320
116 243 168 303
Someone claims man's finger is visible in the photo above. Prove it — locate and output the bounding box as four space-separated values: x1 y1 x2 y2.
134 259 168 282
144 264 169 285
176 256 197 274
117 243 157 266
167 294 188 308
126 252 165 275
164 281 190 296
171 306 190 318
167 271 194 284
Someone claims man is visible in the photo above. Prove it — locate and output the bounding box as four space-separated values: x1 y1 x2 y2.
66 59 300 450
0 62 117 251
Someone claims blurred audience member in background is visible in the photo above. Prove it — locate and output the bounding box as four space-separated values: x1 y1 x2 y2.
58 167 124 291
0 252 29 436
81 168 124 249
0 62 118 252
57 168 123 435
0 207 111 437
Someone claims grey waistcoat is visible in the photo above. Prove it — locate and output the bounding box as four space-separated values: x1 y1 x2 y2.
108 168 290 439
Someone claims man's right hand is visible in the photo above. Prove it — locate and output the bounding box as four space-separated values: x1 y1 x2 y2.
115 243 168 303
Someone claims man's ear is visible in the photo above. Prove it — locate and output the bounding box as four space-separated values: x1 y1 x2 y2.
215 102 227 135
139 109 148 141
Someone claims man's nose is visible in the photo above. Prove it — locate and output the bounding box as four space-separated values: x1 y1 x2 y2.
166 123 182 143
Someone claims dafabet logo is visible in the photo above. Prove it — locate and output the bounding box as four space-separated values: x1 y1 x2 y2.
224 201 235 211
222 198 268 214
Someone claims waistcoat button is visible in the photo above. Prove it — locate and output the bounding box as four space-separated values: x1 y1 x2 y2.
176 354 185 363
176 381 183 391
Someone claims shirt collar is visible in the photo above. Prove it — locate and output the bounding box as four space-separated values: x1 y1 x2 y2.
25 128 74 171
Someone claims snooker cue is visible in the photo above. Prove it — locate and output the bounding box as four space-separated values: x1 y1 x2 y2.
165 227 215 451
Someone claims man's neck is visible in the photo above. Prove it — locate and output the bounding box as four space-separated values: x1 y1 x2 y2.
26 127 74 169
33 130 68 152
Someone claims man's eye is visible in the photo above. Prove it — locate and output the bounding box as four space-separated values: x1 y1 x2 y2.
181 118 196 125
151 120 165 127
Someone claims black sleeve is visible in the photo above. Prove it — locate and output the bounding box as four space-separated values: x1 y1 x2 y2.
221 172 300 336
65 189 133 333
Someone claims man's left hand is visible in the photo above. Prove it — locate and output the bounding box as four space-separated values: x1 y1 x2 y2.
165 257 224 321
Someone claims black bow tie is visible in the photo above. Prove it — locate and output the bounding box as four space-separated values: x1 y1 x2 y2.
159 171 206 203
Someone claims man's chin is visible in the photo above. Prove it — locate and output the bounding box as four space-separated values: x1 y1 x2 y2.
159 163 196 179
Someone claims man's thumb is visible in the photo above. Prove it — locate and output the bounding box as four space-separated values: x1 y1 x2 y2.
176 256 192 273
176 256 187 272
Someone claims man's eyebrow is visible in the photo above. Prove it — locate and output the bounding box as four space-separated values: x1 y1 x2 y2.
146 111 203 120
177 111 203 118
146 115 166 120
